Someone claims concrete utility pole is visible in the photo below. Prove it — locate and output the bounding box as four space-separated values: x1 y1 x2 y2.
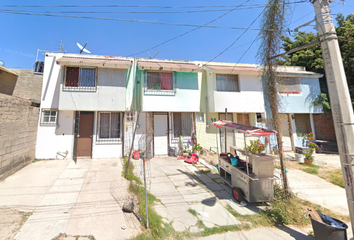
312 0 354 233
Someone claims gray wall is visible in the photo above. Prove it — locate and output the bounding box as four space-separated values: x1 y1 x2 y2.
0 93 39 180
9 69 43 100
0 71 17 95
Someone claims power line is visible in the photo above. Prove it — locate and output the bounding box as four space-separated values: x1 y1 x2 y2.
0 2 307 9
204 7 266 64
0 9 272 31
0 6 268 14
127 0 251 57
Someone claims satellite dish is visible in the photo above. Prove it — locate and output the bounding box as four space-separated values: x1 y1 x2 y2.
0 60 5 67
77 42 91 54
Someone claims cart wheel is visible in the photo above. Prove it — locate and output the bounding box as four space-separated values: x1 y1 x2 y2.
232 187 244 202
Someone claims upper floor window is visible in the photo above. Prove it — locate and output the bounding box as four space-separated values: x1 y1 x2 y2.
278 77 301 94
64 67 97 91
145 71 175 95
216 74 239 92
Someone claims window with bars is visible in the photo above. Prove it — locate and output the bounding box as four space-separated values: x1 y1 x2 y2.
216 74 239 92
125 111 135 122
41 110 58 125
145 71 175 94
64 67 97 90
278 77 301 94
98 112 121 140
173 112 193 138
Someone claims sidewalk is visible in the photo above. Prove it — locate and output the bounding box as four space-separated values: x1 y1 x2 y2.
143 157 312 239
0 159 140 240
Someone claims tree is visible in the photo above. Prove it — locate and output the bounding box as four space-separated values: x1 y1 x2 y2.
278 13 354 107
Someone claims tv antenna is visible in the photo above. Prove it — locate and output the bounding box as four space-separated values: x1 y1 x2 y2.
146 50 159 59
77 42 91 54
60 41 66 53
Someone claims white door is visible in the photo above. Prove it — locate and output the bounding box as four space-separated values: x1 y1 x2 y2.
154 114 168 155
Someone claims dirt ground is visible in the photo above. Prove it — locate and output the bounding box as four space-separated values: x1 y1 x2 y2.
0 208 31 240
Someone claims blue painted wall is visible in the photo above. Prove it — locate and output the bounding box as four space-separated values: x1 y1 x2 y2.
279 78 322 113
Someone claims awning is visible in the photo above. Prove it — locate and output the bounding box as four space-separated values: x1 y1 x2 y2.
138 61 202 72
0 66 18 76
56 57 132 68
213 120 277 137
204 65 262 73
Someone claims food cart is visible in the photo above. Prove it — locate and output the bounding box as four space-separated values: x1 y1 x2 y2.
213 120 278 203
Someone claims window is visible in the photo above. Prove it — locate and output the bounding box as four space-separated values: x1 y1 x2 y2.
196 112 204 123
98 112 121 140
41 110 58 125
125 111 135 122
64 67 97 90
173 113 193 138
237 113 250 125
278 77 301 94
294 114 311 137
216 74 239 92
145 71 175 94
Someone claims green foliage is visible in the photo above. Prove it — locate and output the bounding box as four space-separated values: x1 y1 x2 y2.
192 143 202 151
313 93 331 113
279 14 354 108
122 157 142 185
246 139 266 154
188 208 197 217
329 169 345 188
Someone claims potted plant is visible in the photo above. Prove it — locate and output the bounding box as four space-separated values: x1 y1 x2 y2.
193 143 203 155
246 139 266 154
304 132 318 165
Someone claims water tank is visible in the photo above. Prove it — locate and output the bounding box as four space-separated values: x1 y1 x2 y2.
34 61 44 73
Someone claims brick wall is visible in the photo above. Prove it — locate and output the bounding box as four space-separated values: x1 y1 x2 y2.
313 113 337 142
0 93 39 180
9 69 43 100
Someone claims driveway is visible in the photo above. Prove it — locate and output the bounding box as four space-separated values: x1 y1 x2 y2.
0 159 140 240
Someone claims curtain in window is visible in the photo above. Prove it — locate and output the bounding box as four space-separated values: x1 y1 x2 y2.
79 68 96 87
66 67 79 87
216 74 227 91
111 113 120 138
173 113 182 138
147 72 160 90
182 113 192 136
227 75 239 92
100 113 110 138
160 72 173 90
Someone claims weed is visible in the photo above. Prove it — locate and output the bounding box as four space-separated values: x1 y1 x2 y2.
188 208 197 217
302 167 318 175
122 158 142 185
328 169 345 188
32 159 40 163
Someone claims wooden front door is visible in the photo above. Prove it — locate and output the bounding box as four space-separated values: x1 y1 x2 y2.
77 112 94 157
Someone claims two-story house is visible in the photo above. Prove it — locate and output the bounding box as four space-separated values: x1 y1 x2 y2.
35 53 323 160
194 62 323 154
35 53 133 160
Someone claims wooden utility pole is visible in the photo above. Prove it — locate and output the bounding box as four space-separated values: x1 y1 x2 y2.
312 0 354 233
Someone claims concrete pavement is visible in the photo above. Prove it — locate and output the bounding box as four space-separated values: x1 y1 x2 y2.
0 159 140 240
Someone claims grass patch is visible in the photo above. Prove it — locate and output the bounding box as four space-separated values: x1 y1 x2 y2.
32 159 40 163
122 157 142 185
321 169 345 188
188 208 197 217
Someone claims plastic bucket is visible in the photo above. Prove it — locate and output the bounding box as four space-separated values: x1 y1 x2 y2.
231 158 238 166
310 216 348 240
133 150 140 160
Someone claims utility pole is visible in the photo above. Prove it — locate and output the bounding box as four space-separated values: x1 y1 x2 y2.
312 0 354 233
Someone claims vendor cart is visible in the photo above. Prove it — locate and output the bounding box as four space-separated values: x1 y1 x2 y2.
213 120 278 203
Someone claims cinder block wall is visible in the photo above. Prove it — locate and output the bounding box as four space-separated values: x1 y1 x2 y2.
0 93 39 180
9 69 43 100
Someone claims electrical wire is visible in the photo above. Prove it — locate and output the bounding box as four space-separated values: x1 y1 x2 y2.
0 2 307 9
127 0 251 57
204 7 266 64
0 9 270 31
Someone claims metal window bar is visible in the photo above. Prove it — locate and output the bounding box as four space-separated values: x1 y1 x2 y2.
63 67 97 92
98 112 121 142
278 77 301 94
144 71 176 95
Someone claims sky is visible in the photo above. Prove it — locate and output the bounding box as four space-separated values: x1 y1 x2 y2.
0 0 353 69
